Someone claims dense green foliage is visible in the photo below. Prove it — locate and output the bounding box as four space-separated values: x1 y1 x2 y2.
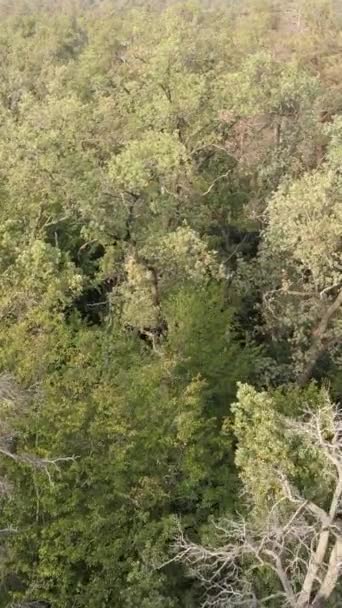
0 0 341 606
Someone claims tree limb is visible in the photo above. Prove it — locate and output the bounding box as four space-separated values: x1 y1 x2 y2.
297 288 342 386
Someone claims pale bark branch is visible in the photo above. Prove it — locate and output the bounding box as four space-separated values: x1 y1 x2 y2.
297 288 342 386
174 400 342 607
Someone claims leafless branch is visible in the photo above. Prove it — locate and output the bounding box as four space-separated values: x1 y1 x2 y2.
173 398 342 607
297 288 342 386
201 171 230 197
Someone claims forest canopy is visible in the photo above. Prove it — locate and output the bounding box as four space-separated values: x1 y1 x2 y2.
0 0 341 606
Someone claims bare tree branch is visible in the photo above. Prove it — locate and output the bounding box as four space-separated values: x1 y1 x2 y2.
297 288 342 386
173 400 342 607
